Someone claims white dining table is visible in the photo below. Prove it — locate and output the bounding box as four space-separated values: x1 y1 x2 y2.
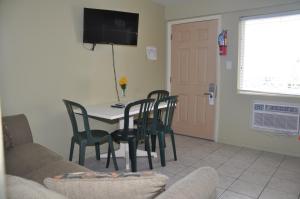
75 101 167 170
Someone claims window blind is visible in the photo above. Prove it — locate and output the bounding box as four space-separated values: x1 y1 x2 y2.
238 11 300 96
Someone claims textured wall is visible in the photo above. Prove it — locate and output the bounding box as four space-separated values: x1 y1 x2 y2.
0 0 166 159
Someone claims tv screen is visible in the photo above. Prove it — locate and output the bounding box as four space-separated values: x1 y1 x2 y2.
83 8 139 45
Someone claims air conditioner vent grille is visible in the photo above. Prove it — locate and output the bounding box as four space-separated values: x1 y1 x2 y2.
265 105 299 114
252 101 300 135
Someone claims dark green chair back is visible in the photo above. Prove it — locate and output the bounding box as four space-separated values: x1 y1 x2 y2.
147 90 169 119
149 95 178 167
147 90 169 100
123 98 155 140
151 96 178 133
63 99 94 142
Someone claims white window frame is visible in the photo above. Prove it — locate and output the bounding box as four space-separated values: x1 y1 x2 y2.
238 10 300 97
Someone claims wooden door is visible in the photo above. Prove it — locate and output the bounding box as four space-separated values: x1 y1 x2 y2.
171 20 218 140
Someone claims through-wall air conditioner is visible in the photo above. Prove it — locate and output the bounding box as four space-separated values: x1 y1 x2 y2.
252 101 300 136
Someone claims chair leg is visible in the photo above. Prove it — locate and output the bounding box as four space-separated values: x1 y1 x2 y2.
108 137 118 171
151 135 156 152
158 132 166 167
106 143 111 168
145 136 153 170
79 143 86 166
95 143 100 160
170 131 177 161
129 139 137 172
69 137 75 161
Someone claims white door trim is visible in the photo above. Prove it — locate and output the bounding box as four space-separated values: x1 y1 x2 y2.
166 15 222 142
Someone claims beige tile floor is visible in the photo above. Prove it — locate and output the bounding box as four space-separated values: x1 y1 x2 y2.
85 134 300 199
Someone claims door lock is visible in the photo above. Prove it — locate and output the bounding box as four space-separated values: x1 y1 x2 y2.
204 83 217 105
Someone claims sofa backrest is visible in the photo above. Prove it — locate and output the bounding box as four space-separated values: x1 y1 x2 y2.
2 114 33 147
0 103 7 199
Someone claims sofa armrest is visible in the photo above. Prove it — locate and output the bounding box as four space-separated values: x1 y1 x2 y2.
156 167 218 199
3 114 33 147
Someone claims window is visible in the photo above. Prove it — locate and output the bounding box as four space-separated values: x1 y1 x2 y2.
238 12 300 96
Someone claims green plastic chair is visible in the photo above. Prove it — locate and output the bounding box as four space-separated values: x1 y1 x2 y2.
107 98 155 172
135 90 169 151
147 90 169 120
63 99 118 170
149 96 178 167
147 90 169 101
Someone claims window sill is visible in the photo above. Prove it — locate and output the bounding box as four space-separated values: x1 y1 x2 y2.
237 90 300 98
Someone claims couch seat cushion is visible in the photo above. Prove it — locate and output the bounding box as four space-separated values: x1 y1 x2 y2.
5 143 62 177
25 160 90 184
44 171 168 199
6 175 67 199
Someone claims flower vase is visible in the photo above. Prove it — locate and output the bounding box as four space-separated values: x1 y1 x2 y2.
121 89 126 97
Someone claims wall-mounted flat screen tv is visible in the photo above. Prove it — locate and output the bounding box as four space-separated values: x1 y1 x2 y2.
83 8 139 46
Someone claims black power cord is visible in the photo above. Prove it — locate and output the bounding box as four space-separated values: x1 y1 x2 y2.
111 44 120 102
83 42 120 102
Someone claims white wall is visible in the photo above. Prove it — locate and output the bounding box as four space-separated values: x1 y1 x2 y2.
165 0 300 157
0 0 166 159
165 0 300 20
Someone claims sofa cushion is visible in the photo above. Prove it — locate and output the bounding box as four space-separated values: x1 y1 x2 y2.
5 143 62 177
25 160 90 184
6 175 67 199
44 171 168 199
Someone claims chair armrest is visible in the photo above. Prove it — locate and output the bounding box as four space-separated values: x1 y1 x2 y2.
3 114 33 147
156 167 218 199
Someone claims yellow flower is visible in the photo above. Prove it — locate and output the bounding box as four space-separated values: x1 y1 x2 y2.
119 76 128 86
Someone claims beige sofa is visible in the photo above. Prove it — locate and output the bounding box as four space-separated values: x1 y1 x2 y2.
3 114 90 184
3 114 218 199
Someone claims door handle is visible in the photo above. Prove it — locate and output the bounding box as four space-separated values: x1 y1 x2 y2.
204 92 213 97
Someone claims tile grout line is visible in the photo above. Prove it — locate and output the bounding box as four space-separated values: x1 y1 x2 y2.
166 138 225 186
218 147 263 198
180 142 227 178
205 144 245 198
216 145 244 167
163 138 220 181
216 146 246 198
226 149 264 198
189 142 230 170
87 136 299 199
256 155 287 199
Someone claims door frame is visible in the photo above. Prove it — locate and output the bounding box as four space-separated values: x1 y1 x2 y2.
166 15 222 142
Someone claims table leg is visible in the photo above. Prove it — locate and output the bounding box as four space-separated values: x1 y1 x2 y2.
123 117 131 171
100 118 130 171
119 117 158 170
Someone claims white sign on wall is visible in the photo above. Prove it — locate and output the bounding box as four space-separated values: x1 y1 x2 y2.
146 46 157 60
